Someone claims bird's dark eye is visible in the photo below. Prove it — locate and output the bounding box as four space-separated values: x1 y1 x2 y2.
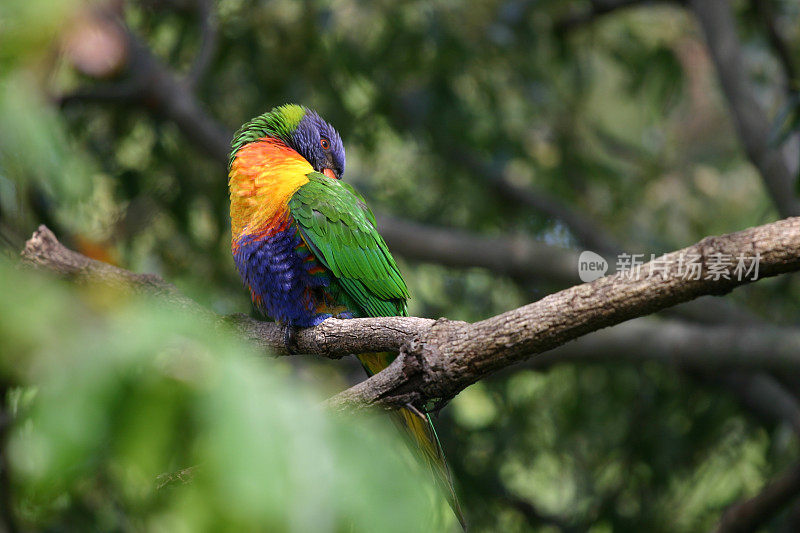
320 138 330 150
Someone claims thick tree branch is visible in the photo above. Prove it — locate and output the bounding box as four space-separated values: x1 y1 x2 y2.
26 224 800 380
327 217 800 410
26 221 800 366
23 218 800 406
21 217 800 411
21 225 207 315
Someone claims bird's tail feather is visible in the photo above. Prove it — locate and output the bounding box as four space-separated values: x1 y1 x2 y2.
358 352 466 530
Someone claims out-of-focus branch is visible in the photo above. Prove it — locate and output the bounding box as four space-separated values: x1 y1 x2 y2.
500 489 579 532
117 0 217 88
554 0 674 33
122 25 229 162
186 0 218 88
717 372 800 438
57 83 140 104
530 318 800 438
58 13 229 163
750 0 797 90
689 0 800 218
489 175 619 253
456 150 622 254
528 318 800 375
715 463 800 533
558 0 800 216
376 214 580 286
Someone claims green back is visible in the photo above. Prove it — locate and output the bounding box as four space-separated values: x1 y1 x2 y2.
288 173 408 318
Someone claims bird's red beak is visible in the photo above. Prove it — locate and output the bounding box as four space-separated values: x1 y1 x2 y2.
323 168 339 180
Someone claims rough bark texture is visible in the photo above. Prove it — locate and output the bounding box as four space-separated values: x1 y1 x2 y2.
21 220 800 412
327 217 800 410
22 225 204 312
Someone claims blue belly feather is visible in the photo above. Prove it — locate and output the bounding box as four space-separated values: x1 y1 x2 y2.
233 221 334 327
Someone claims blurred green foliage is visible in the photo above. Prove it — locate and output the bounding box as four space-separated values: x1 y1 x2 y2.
0 261 445 531
2 0 800 531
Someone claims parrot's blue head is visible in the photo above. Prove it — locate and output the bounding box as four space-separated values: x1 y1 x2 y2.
291 109 346 180
228 104 346 179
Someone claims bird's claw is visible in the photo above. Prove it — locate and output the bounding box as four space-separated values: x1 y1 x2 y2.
283 323 298 355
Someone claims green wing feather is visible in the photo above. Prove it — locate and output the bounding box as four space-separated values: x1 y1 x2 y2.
288 173 408 318
290 174 466 529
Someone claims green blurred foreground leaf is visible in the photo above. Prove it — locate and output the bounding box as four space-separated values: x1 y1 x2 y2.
0 260 448 531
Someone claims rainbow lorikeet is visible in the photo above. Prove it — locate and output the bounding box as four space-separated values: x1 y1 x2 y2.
228 104 464 527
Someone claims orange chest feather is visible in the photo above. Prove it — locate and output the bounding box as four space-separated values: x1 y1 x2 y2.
228 137 314 239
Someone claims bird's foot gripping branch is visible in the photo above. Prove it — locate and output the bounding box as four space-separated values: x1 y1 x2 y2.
20 217 800 413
